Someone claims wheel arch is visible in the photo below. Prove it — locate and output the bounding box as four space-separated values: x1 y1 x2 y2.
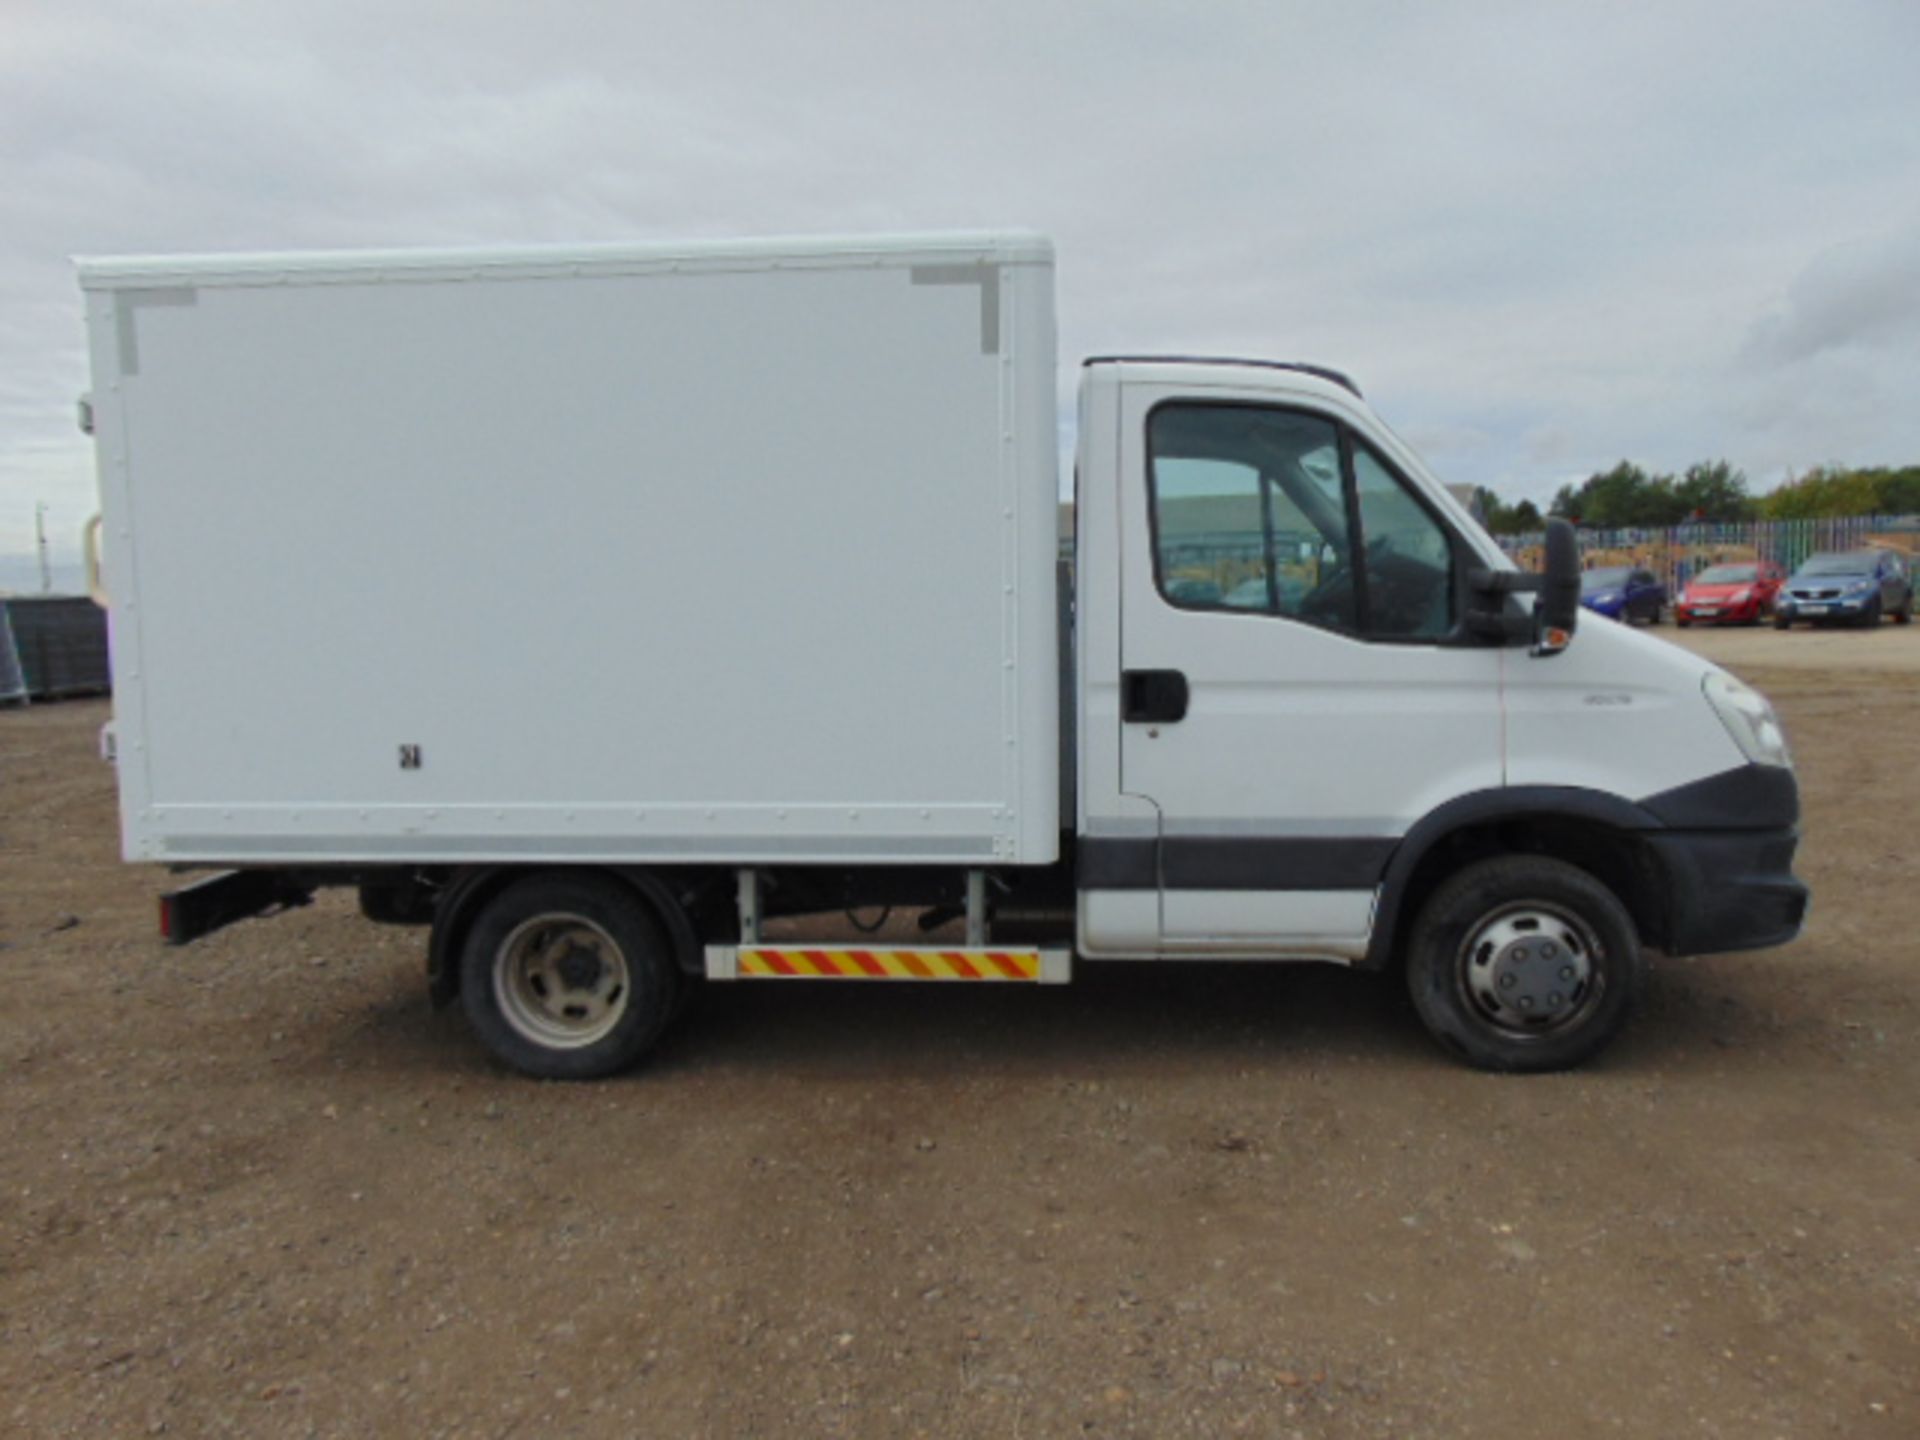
428 865 706 1007
1364 788 1671 972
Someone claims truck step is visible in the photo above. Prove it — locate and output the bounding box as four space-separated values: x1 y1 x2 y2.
706 945 1071 984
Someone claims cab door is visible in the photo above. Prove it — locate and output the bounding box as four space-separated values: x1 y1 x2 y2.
1879 552 1908 612
1108 381 1504 957
1629 568 1664 623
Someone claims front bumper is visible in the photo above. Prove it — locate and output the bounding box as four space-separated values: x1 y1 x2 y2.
1638 762 1808 955
1778 594 1874 620
1644 827 1808 955
1677 597 1761 623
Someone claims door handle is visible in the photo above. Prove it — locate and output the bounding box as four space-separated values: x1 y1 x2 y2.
1122 669 1189 723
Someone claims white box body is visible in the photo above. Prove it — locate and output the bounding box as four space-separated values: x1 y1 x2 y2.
79 234 1060 867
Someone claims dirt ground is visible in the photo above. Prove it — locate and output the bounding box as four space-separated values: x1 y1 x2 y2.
3 623 1917 1439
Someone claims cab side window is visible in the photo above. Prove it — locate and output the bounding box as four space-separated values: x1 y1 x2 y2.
1147 403 1461 644
1148 405 1358 634
1351 443 1456 640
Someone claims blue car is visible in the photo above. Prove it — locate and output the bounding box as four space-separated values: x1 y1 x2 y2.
1579 565 1666 625
1774 550 1914 628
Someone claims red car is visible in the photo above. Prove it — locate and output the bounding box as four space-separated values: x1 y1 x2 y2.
1674 561 1785 627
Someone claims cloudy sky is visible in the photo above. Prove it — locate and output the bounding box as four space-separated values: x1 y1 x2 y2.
4 0 1918 579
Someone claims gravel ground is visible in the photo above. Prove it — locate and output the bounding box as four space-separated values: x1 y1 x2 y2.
2 625 1917 1438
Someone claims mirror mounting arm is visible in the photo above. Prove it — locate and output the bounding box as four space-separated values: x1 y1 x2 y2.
1464 518 1581 656
1464 606 1535 643
1467 567 1541 643
1468 568 1543 596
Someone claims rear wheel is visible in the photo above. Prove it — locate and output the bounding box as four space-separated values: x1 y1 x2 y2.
1405 856 1644 1072
459 873 681 1079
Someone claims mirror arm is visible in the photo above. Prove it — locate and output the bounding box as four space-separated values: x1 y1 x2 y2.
1468 567 1543 596
1466 517 1580 656
1466 567 1541 644
1465 610 1535 642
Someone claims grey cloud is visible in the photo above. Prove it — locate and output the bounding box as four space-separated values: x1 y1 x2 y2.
4 0 1920 557
1744 226 1920 365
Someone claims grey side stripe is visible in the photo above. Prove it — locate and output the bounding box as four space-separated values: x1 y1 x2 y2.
1078 835 1397 892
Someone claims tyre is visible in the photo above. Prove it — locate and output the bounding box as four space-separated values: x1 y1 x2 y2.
1773 613 1791 631
1896 592 1913 625
459 873 682 1079
1405 856 1645 1073
1859 597 1882 629
1675 615 1691 629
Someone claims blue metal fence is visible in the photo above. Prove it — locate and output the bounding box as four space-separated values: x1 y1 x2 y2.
1498 515 1920 594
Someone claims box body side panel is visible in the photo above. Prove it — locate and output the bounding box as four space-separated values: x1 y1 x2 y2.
90 243 1059 864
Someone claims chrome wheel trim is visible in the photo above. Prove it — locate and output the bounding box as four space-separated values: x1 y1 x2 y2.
1456 902 1605 1041
492 913 630 1049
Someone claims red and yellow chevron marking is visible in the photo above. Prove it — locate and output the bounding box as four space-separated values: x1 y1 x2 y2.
738 947 1041 981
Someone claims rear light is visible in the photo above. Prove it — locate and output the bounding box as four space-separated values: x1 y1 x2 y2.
158 895 175 941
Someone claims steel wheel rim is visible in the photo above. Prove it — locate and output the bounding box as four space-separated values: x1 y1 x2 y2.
493 913 630 1049
1455 902 1605 1041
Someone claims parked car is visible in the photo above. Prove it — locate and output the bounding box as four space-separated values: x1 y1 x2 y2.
1674 561 1786 627
1774 550 1914 628
1579 565 1665 624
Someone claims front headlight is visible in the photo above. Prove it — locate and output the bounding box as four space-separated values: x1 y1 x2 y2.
1704 673 1792 768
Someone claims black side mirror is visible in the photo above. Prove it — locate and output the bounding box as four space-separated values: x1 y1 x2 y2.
1534 518 1579 656
1467 516 1580 656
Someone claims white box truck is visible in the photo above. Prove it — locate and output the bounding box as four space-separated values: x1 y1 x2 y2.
75 233 1807 1077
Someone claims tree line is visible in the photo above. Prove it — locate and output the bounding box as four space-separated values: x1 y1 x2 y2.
1473 462 1920 535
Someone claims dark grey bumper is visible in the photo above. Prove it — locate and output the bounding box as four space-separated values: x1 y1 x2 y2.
1777 595 1873 615
1638 763 1807 955
1644 827 1808 956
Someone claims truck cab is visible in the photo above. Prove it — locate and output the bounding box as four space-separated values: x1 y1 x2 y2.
1069 357 1804 1066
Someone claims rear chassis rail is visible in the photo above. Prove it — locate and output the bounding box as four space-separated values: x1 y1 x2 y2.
159 870 317 945
156 860 1080 956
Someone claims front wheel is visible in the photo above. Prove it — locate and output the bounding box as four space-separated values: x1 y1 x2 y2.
1896 593 1913 625
1405 856 1645 1072
459 873 682 1079
1773 613 1792 630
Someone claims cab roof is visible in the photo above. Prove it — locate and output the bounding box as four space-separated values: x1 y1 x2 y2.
1082 355 1362 398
